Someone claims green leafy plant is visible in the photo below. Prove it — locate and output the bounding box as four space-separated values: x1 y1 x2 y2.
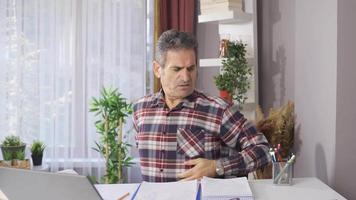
30 140 46 156
214 40 252 106
1 135 26 160
1 135 25 147
90 87 134 184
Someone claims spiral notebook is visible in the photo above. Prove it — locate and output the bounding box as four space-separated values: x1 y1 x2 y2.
200 176 253 200
132 180 199 200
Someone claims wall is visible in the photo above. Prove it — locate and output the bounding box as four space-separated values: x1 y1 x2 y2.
258 0 356 198
258 0 295 113
294 0 337 186
335 1 356 199
259 0 337 185
196 23 220 96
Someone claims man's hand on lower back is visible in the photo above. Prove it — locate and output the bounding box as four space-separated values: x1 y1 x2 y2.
177 158 216 181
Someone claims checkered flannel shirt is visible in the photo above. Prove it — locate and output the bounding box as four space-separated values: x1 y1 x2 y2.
133 90 271 182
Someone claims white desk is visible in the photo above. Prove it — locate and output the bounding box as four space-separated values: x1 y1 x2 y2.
250 177 346 200
96 177 346 200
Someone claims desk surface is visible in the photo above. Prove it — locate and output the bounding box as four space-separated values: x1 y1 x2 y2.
250 177 346 200
96 177 346 200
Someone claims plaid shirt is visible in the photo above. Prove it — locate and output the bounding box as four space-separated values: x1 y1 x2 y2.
133 90 271 182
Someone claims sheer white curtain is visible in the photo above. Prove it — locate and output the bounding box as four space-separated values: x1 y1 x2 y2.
0 0 146 179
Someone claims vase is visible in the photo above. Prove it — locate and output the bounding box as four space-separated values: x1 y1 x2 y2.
0 144 26 160
31 154 43 166
219 90 232 103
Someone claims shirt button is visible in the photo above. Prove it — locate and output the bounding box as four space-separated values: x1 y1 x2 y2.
160 169 163 172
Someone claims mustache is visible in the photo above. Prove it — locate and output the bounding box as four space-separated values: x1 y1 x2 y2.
177 81 190 85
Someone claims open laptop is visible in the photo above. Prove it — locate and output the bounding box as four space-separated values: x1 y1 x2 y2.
0 167 103 200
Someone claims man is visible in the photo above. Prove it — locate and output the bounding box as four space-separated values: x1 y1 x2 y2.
133 29 271 182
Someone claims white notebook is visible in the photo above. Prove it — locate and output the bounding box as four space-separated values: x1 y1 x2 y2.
133 180 198 200
201 176 253 200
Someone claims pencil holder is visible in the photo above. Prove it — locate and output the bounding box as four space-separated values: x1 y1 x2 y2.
272 161 293 185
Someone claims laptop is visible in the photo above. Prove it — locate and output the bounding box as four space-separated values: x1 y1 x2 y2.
0 167 103 200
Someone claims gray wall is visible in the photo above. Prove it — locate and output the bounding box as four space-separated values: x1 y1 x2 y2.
258 0 295 112
258 0 356 199
196 23 220 96
335 1 356 199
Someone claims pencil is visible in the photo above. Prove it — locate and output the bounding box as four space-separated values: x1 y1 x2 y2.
117 192 130 200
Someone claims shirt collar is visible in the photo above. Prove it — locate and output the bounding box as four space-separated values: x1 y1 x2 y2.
149 89 197 109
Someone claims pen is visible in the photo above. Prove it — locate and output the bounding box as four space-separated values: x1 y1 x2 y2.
273 154 296 184
117 192 130 200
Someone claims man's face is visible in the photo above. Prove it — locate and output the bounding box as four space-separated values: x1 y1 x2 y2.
154 49 197 100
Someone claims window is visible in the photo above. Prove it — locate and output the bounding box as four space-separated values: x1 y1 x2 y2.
0 0 152 180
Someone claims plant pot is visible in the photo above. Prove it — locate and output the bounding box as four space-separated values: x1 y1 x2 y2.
0 160 12 167
31 154 43 166
219 90 232 103
0 144 26 160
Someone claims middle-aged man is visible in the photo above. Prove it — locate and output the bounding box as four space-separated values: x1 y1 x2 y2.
133 29 271 182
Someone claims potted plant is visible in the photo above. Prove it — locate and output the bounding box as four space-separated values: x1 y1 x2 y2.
214 40 252 105
90 87 134 184
30 140 46 166
253 101 295 179
0 135 26 161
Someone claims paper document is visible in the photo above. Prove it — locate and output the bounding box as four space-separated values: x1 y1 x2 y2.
201 176 253 200
133 180 198 200
0 189 9 200
95 183 139 200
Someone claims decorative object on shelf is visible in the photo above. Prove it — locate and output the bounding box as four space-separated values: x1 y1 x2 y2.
214 40 251 105
0 135 26 161
219 39 229 58
30 140 46 166
253 101 295 179
90 87 134 184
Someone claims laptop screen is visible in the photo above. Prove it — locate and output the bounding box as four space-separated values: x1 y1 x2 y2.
0 167 103 200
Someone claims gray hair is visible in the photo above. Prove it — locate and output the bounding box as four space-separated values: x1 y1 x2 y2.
155 29 198 67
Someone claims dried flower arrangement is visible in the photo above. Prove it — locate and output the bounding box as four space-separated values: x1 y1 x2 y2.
253 101 295 179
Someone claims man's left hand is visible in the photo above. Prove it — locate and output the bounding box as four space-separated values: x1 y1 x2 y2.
177 158 216 181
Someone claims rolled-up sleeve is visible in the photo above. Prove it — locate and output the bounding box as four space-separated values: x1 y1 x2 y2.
219 104 271 176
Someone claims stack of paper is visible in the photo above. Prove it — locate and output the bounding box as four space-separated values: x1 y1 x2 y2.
95 183 139 200
201 176 253 200
133 180 198 200
200 0 242 14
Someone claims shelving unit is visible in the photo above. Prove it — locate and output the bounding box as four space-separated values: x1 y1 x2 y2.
197 0 258 121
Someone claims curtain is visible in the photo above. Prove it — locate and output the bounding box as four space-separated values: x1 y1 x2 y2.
153 0 197 92
0 0 146 180
159 0 197 34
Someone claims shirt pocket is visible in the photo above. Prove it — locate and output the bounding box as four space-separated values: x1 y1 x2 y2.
177 128 205 159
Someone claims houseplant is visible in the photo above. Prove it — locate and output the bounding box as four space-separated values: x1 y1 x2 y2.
30 140 46 166
0 135 26 161
90 87 134 184
214 40 252 105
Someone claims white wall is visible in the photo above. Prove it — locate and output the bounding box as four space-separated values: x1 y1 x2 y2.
257 0 356 198
294 0 337 186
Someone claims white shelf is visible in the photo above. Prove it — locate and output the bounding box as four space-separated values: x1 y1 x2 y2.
199 58 256 67
199 58 225 67
198 10 252 24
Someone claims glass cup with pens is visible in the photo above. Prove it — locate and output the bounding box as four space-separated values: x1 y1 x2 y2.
270 145 296 185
